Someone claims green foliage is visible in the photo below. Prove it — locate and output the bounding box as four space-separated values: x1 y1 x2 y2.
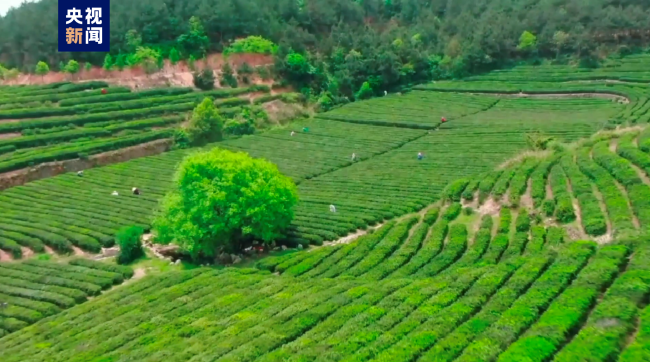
185 97 224 145
542 199 556 217
192 68 215 90
125 29 142 51
169 48 180 65
518 31 537 52
132 47 162 74
355 81 374 100
515 212 531 232
498 207 512 233
442 203 462 222
188 55 196 71
102 54 113 70
153 148 298 257
114 54 127 70
220 62 238 88
115 226 144 265
443 178 469 202
224 36 278 55
34 61 49 77
64 60 79 75
177 16 209 58
84 62 91 71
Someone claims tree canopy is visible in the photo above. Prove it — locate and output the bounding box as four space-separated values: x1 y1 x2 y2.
1 0 650 101
185 97 224 145
153 148 298 258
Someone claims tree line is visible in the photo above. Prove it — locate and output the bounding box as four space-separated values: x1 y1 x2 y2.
2 0 650 105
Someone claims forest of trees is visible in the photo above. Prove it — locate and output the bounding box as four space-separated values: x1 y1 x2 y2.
1 0 650 103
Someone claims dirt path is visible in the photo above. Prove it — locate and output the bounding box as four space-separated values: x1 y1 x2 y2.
610 138 619 153
629 162 650 187
0 249 12 261
565 177 587 239
44 246 56 255
590 184 614 244
520 179 534 210
461 191 479 209
323 222 386 247
132 268 147 280
71 246 85 256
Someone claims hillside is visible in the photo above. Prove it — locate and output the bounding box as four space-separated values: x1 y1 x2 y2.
3 51 650 360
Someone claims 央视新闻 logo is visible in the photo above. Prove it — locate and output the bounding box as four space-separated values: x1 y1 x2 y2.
58 0 110 52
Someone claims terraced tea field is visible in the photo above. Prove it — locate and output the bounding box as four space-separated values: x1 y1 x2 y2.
1 199 649 362
0 258 132 336
0 81 277 173
0 93 619 254
459 127 650 242
4 58 650 360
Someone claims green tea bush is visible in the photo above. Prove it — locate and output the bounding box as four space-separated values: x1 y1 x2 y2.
115 226 144 265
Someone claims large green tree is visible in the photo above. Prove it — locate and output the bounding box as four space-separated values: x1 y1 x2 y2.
153 148 298 258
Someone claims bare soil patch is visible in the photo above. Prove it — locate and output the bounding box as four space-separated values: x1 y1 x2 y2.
0 249 12 261
461 191 479 209
2 53 274 88
0 132 20 140
20 247 34 259
630 163 650 187
609 138 619 153
324 222 385 246
72 246 85 257
520 179 534 210
133 268 147 280
478 197 501 217
546 179 554 200
44 246 56 255
0 119 21 124
263 100 308 126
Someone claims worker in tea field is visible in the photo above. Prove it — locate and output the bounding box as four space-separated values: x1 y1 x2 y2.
77 170 83 177
418 152 424 160
291 131 295 137
351 153 356 161
330 204 336 213
441 116 447 123
111 191 119 196
303 127 309 133
132 187 140 195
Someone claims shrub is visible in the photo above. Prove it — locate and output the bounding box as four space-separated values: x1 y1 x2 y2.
515 212 531 232
116 226 144 265
192 68 215 90
542 199 555 216
443 203 462 221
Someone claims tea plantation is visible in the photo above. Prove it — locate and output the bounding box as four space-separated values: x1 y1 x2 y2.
3 55 650 361
0 81 279 173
